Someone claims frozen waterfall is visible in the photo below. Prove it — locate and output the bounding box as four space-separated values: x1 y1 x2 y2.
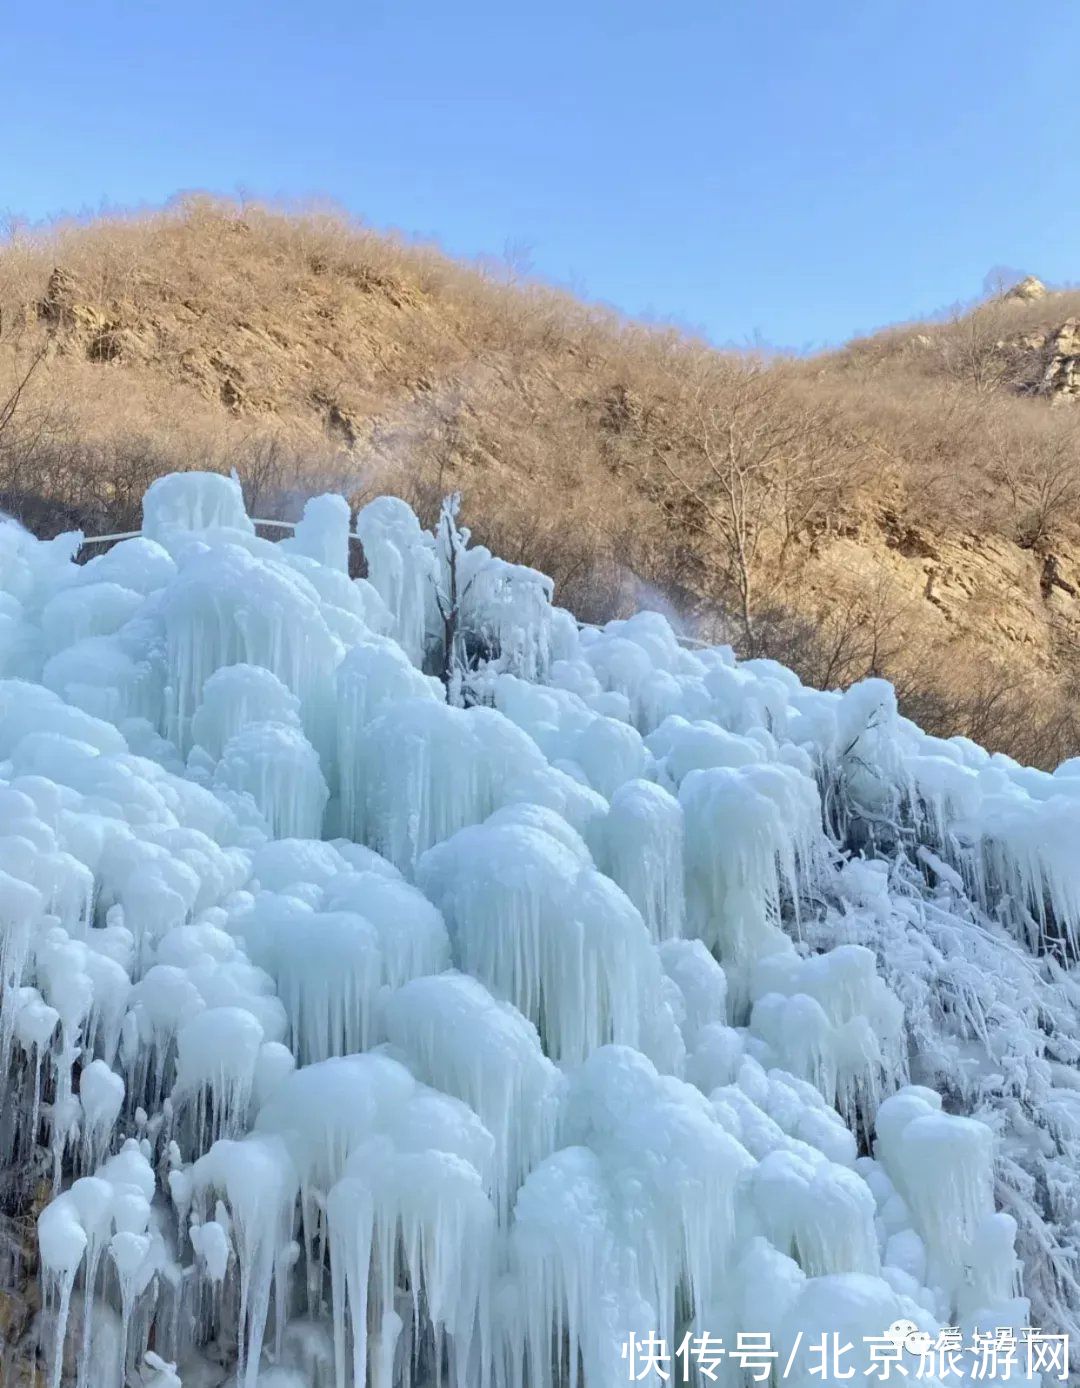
0 473 1074 1387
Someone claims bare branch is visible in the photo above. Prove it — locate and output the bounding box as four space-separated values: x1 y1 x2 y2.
0 341 48 440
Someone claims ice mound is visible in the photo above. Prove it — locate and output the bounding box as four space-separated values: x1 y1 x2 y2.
0 472 1069 1386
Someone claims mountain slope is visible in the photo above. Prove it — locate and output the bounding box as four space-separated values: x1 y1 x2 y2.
3 198 1080 762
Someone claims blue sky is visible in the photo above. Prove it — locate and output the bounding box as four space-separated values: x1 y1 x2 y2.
2 1 1075 349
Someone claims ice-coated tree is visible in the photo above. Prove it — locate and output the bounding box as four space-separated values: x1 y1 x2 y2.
432 490 474 704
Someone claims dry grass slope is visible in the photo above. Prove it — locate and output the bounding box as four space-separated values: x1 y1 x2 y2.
3 196 1080 763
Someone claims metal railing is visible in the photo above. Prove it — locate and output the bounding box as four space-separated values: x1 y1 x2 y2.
78 517 314 549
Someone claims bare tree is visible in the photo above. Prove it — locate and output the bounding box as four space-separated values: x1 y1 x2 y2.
433 492 479 703
933 297 1033 396
986 414 1080 549
0 341 47 442
651 357 845 654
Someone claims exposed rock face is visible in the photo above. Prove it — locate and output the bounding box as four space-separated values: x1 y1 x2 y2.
1038 317 1080 400
0 1161 50 1386
1004 274 1048 303
36 267 108 337
983 283 1080 401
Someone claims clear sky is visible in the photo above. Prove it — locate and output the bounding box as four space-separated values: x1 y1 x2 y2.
2 1 1076 349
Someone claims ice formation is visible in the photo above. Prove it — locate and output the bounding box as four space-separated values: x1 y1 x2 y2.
0 471 1074 1387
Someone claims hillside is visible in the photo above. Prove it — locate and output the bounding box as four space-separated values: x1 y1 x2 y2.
3 198 1080 762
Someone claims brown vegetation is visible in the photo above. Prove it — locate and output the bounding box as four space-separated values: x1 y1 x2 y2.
3 196 1080 763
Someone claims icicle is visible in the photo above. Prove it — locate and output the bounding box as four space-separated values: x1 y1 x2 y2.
173 1006 266 1149
355 700 548 875
874 1087 1000 1310
679 761 823 1010
13 985 58 1155
418 810 667 1065
38 1194 88 1388
191 1134 299 1388
383 972 562 1219
749 946 906 1125
327 1141 496 1388
214 721 329 839
36 1140 156 1388
457 548 555 683
159 544 341 755
353 496 439 667
190 663 303 763
0 867 43 1102
282 493 351 573
749 1148 880 1277
78 1058 124 1171
143 471 255 543
600 779 685 942
335 638 442 840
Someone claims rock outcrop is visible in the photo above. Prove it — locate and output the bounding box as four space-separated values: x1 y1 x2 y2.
1038 317 1080 400
1003 274 1048 303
